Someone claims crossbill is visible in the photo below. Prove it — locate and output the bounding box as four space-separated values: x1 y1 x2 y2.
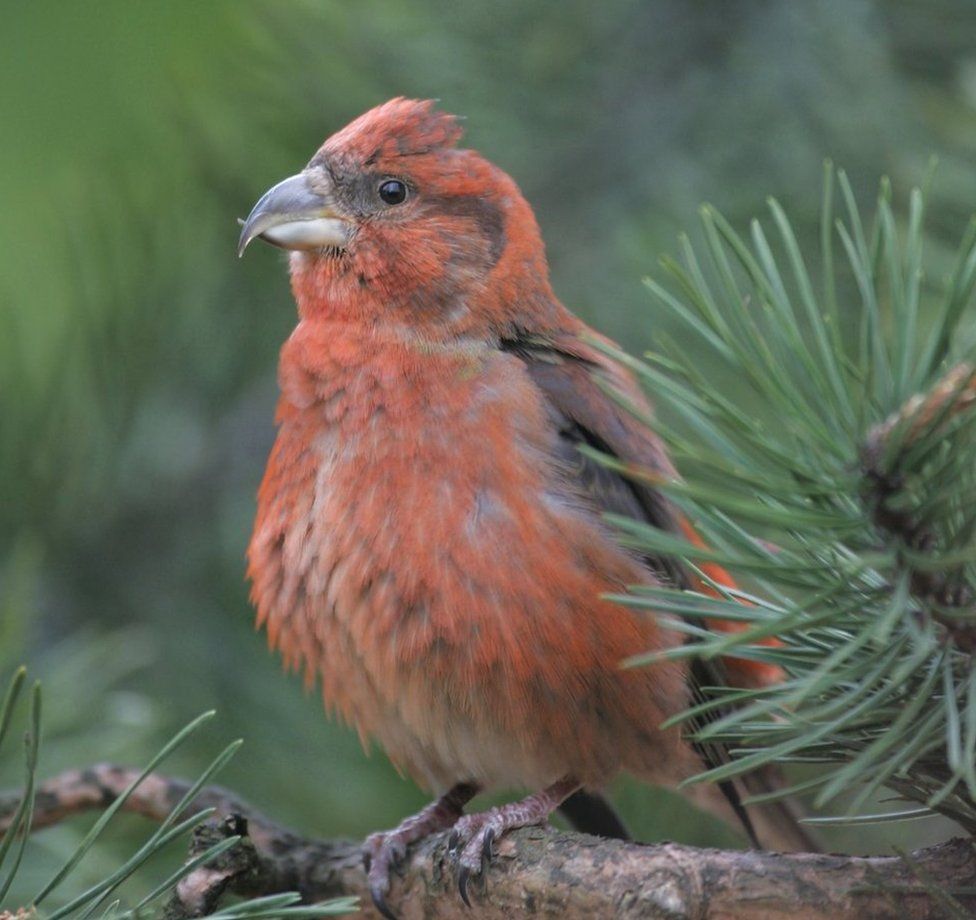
239 98 809 916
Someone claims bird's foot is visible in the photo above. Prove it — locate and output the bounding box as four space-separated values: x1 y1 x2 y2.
447 777 580 907
363 782 478 920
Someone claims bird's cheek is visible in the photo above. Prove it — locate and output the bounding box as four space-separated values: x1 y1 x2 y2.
362 225 455 294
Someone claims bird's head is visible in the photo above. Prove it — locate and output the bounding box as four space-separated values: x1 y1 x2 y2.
239 98 558 335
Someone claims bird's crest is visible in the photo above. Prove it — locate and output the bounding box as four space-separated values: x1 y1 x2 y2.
324 98 464 164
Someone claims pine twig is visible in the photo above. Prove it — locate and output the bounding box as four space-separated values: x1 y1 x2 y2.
864 363 976 454
863 362 976 650
4 764 976 919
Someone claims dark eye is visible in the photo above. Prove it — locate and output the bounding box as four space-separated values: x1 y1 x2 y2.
378 179 408 205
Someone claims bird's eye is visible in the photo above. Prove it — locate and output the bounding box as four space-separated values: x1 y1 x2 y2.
378 179 408 205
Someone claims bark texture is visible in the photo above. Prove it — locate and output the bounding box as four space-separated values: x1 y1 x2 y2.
2 764 974 919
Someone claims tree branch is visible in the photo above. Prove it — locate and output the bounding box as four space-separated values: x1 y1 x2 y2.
3 764 975 918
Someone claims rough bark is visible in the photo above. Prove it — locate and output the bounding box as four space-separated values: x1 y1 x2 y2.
2 764 975 918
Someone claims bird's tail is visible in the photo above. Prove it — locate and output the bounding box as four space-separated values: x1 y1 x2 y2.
683 764 819 853
738 765 820 852
560 777 815 852
557 789 630 840
668 520 816 852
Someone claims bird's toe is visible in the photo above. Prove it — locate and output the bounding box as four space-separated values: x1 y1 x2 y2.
452 819 499 905
363 833 410 919
369 879 399 920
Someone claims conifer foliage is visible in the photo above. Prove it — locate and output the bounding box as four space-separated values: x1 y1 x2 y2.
603 165 976 831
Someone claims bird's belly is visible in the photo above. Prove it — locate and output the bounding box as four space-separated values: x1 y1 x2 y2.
249 368 689 792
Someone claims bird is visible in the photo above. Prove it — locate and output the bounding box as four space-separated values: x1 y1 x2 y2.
238 97 811 917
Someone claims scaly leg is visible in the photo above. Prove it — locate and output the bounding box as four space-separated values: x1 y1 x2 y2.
449 776 580 905
363 781 479 919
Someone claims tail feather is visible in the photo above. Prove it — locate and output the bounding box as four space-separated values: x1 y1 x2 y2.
557 789 631 840
739 765 820 853
683 766 819 853
558 780 815 853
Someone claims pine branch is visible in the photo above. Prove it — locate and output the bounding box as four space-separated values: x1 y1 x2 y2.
0 679 352 919
598 167 976 832
3 764 976 919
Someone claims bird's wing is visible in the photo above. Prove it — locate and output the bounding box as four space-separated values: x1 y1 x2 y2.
501 327 777 683
499 330 683 567
502 327 814 851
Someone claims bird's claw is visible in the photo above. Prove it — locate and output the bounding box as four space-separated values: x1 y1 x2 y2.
457 824 495 905
481 826 496 863
457 865 473 907
358 784 479 917
362 832 407 920
448 814 500 905
369 879 398 920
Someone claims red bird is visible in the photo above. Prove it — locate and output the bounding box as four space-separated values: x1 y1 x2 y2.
239 98 808 916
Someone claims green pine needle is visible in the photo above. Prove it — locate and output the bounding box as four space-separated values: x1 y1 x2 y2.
0 672 356 917
604 165 976 830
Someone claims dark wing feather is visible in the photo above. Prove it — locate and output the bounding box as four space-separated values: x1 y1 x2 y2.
501 331 688 586
502 329 762 845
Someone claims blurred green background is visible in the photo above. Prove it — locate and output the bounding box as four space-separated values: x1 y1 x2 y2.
3 0 976 903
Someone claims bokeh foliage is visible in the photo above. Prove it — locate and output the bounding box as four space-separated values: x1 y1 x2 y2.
4 1 976 905
0 671 357 917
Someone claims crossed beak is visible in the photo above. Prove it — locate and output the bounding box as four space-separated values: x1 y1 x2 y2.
237 172 351 257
